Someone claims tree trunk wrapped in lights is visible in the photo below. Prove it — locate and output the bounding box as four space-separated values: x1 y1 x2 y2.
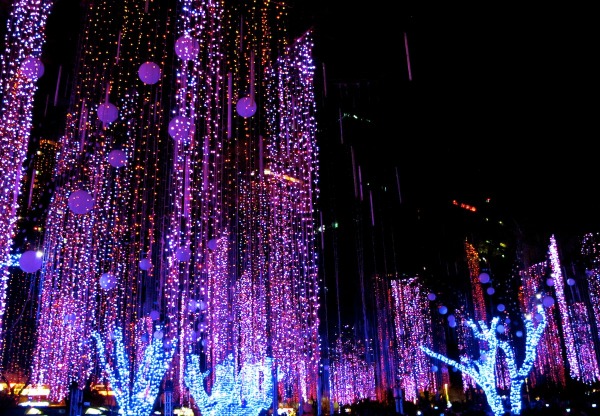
92 326 177 416
184 353 274 416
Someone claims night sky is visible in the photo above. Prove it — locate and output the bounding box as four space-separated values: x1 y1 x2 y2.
296 2 600 240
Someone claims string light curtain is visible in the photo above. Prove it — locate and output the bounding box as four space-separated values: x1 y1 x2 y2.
548 235 598 383
0 0 53 366
30 0 180 401
28 0 321 407
390 277 437 402
518 262 567 388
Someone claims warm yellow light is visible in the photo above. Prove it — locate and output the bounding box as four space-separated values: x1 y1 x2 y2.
174 407 194 416
20 385 50 396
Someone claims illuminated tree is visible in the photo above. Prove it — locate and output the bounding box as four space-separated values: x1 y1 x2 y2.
421 306 546 416
92 327 177 416
184 353 274 416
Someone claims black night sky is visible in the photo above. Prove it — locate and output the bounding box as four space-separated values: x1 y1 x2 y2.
297 2 600 240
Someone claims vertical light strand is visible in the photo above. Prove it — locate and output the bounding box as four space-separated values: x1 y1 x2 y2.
518 263 567 388
0 0 53 363
389 277 436 402
548 234 580 380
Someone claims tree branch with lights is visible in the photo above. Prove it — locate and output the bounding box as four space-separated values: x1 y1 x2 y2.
184 353 274 416
421 306 546 416
92 326 177 416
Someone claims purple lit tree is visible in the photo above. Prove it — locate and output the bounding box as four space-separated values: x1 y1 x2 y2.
421 306 547 416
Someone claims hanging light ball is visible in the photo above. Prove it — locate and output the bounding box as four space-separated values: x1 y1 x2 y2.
174 35 199 61
20 56 44 80
236 96 257 118
438 305 448 315
68 189 94 214
207 238 218 251
99 272 117 290
479 272 490 284
108 149 127 168
427 292 436 301
567 278 576 286
139 258 152 270
149 310 160 320
138 61 161 84
97 102 119 124
542 295 555 308
168 115 192 143
175 246 192 262
19 250 43 273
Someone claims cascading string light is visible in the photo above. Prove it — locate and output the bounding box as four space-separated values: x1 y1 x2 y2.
390 277 436 403
548 234 582 380
0 0 53 362
30 0 176 401
462 242 487 390
518 262 567 388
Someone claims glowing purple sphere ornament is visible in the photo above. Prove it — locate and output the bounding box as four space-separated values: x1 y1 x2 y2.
108 149 127 168
97 102 119 124
99 272 117 290
486 287 495 295
567 278 576 286
236 96 257 118
175 35 199 61
68 189 94 214
19 250 43 273
479 272 490 284
438 305 448 315
20 56 44 81
207 238 218 251
542 295 555 308
427 292 436 301
139 258 152 270
149 310 160 320
138 61 161 84
168 115 192 143
175 246 192 262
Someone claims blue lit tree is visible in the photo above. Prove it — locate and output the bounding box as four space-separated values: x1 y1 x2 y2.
184 353 274 416
92 327 177 416
421 306 546 416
